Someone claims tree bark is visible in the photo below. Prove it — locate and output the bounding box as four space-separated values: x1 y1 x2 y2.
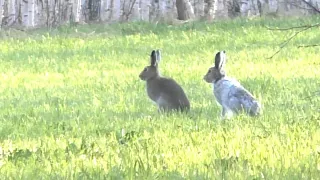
7 0 17 26
205 0 214 20
73 0 82 22
139 0 150 21
0 0 320 29
0 0 3 28
28 0 35 27
195 0 205 18
176 0 195 20
213 0 228 19
111 0 121 21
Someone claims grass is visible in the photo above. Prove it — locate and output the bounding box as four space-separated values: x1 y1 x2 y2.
0 16 319 179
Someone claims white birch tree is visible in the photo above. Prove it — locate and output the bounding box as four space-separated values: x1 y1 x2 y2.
0 0 3 28
0 0 319 29
7 0 17 25
28 0 35 27
73 0 82 22
176 0 195 20
213 0 228 19
139 0 150 21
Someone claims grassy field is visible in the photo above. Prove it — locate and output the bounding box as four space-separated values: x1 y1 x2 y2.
0 16 319 179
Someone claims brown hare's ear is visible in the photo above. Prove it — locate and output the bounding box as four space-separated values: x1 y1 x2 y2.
150 50 157 66
214 51 226 70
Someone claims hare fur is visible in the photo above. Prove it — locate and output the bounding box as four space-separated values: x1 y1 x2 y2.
203 51 261 119
139 50 190 112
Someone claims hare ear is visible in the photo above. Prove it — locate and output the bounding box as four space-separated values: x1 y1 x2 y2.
156 49 161 64
150 50 157 66
214 51 226 70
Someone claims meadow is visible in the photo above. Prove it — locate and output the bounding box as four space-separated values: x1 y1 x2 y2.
0 16 319 179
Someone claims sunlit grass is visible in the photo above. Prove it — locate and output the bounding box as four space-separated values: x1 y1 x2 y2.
0 16 319 179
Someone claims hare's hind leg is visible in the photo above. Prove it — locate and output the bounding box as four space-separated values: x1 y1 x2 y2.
221 107 233 120
248 101 261 116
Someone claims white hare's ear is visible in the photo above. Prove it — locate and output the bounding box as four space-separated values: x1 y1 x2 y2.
156 49 161 64
150 50 157 66
214 50 226 70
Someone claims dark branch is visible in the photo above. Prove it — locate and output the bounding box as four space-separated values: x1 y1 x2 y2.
301 0 320 14
287 2 313 11
267 26 313 59
265 0 319 59
298 44 320 48
125 0 137 21
265 23 320 31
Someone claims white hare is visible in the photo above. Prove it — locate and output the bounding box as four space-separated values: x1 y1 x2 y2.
203 51 261 119
139 50 190 112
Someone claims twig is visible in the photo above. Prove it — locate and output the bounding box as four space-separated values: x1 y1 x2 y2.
287 2 313 11
265 0 320 59
267 26 312 59
303 90 320 101
265 23 320 31
125 0 137 21
301 0 320 14
298 44 320 48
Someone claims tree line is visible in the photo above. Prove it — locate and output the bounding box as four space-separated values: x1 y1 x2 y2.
0 0 319 29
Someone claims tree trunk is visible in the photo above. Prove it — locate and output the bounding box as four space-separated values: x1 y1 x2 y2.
7 0 16 26
109 0 121 21
21 0 28 27
130 0 140 21
205 0 214 20
28 0 35 27
176 0 195 20
0 0 319 29
73 0 82 23
0 0 3 28
195 0 205 18
100 0 109 21
139 0 150 21
213 0 228 19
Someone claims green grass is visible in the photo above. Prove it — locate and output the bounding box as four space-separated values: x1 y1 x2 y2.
0 16 319 179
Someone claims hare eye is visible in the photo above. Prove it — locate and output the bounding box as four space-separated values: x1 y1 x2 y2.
208 70 211 73
144 68 148 72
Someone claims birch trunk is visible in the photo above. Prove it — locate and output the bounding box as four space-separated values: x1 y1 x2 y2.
195 0 205 18
130 0 140 21
139 0 150 21
0 0 319 29
240 0 259 16
21 0 28 26
100 0 109 21
268 0 278 13
110 0 121 21
7 0 16 25
185 0 195 19
205 0 215 20
28 0 35 27
213 0 228 19
176 0 195 20
0 0 3 28
158 0 167 20
73 0 81 22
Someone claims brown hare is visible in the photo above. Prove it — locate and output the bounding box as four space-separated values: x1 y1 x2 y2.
139 50 190 112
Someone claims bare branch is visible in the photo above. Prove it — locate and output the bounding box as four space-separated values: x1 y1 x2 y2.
125 0 137 21
267 26 313 59
301 0 320 14
298 44 320 48
265 23 320 31
287 2 314 11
